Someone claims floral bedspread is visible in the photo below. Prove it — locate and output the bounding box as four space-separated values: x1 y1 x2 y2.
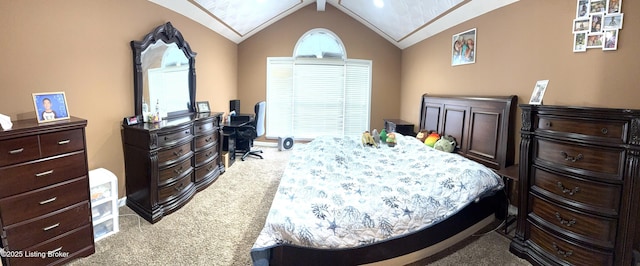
251 134 503 265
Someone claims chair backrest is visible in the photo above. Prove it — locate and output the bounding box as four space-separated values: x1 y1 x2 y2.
254 101 266 137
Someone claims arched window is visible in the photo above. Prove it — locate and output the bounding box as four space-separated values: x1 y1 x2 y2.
293 29 346 59
266 29 371 139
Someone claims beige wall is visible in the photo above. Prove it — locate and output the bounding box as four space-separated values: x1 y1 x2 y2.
401 0 640 139
0 0 237 197
237 4 402 134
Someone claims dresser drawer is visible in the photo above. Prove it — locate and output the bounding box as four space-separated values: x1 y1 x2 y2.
532 167 621 215
158 173 193 204
195 144 218 167
530 195 617 249
3 202 91 250
0 177 89 225
195 159 219 184
0 151 87 198
158 142 193 168
194 121 215 135
194 132 218 150
157 126 192 147
537 116 626 143
536 138 624 180
7 225 94 266
158 158 193 187
40 129 85 158
529 223 613 266
0 135 40 166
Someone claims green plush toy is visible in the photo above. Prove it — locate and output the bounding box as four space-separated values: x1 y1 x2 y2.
433 135 456 153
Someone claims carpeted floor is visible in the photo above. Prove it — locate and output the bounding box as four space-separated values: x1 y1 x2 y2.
68 146 530 266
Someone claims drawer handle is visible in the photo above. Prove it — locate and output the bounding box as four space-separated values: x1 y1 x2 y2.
49 247 63 253
174 182 185 191
206 151 213 157
173 149 184 156
43 223 60 231
552 242 573 258
174 166 184 174
35 170 54 177
557 182 580 196
57 139 71 145
207 165 214 171
8 148 24 154
545 121 552 127
554 212 576 227
39 197 57 205
185 130 190 134
601 128 608 134
205 137 212 142
560 151 583 162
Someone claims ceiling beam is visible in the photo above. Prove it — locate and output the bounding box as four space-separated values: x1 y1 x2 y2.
317 0 326 11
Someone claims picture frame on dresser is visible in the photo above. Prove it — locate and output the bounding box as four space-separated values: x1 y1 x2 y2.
196 101 210 113
529 80 548 104
32 91 70 123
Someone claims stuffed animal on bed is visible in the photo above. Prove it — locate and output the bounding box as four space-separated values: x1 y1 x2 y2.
386 132 397 147
424 131 441 147
433 135 456 153
362 131 378 147
415 130 429 143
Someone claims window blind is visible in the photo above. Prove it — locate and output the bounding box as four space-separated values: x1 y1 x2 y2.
266 57 371 140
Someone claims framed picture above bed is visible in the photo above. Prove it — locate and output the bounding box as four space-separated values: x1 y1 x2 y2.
451 28 476 66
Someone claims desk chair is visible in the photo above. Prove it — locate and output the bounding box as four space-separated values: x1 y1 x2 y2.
235 101 266 160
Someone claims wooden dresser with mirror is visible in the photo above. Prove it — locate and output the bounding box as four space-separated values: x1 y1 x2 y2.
122 22 224 224
510 104 640 266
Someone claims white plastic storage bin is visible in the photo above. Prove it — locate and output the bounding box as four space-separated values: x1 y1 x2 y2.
89 168 119 241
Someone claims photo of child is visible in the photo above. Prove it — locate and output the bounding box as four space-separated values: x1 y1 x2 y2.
32 92 70 123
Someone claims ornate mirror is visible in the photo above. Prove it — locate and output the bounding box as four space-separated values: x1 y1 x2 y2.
131 22 196 117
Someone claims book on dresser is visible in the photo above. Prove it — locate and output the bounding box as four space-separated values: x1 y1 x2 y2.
0 117 95 266
510 104 640 266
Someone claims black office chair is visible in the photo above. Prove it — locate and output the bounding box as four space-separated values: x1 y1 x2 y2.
235 101 266 161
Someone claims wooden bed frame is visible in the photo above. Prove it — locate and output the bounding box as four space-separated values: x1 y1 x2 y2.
261 94 518 265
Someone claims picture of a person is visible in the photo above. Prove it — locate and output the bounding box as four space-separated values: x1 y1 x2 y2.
41 98 57 120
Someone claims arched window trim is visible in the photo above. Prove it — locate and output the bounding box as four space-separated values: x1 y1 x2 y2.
293 28 347 60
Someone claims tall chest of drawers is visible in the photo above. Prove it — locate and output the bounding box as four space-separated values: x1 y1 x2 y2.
0 117 95 266
122 113 223 224
510 105 640 266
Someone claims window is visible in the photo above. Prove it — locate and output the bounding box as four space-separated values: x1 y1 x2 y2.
266 29 371 140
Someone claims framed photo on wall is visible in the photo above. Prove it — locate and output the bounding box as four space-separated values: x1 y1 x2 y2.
529 80 549 105
576 0 589 18
603 13 623 30
451 28 476 66
573 32 587 52
32 92 70 123
603 29 619 50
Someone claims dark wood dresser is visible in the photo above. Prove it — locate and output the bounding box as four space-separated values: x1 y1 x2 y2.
510 105 640 265
0 117 95 266
122 112 223 223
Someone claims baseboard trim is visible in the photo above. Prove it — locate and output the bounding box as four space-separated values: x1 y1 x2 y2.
254 141 277 147
117 197 127 207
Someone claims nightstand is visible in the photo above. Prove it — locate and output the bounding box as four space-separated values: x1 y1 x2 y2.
383 119 415 136
495 164 518 238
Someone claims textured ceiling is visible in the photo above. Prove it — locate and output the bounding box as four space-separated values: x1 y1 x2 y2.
150 0 518 49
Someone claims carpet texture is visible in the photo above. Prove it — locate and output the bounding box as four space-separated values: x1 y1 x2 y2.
68 146 530 266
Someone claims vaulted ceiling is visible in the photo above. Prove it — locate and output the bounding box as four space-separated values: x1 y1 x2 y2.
149 0 518 49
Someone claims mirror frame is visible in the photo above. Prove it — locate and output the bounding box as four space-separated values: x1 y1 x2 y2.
131 22 197 117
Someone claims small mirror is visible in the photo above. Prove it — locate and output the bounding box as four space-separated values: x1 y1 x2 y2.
131 22 196 118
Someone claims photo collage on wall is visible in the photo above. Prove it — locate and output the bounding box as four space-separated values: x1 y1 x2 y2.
573 0 623 52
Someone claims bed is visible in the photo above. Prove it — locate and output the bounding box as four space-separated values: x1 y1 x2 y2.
251 94 517 265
